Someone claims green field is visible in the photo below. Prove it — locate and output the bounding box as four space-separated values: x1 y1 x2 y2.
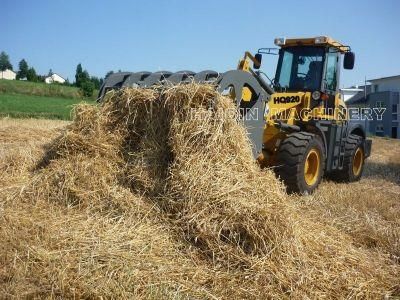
0 93 95 120
0 80 97 120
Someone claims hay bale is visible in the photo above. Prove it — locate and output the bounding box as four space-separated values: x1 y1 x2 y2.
1 83 399 298
162 85 289 261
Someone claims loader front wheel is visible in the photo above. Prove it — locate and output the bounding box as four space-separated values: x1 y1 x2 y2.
275 132 325 194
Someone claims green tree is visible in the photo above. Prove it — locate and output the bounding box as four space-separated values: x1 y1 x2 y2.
17 59 29 79
75 63 83 87
26 67 38 82
75 63 91 87
90 76 101 89
80 80 95 98
82 70 89 82
0 51 13 71
75 63 96 96
105 70 114 79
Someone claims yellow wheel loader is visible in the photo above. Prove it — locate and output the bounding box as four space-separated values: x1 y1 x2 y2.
99 36 372 194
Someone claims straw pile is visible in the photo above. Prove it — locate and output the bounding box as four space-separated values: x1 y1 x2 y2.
1 84 399 298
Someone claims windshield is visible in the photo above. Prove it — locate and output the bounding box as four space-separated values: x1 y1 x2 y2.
274 46 325 92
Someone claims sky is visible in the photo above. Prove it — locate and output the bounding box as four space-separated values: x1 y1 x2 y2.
2 0 400 88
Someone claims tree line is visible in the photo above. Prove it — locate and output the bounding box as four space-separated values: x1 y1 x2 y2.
0 51 116 98
0 52 40 82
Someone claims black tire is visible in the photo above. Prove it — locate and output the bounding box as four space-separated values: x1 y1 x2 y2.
275 132 326 194
330 134 365 182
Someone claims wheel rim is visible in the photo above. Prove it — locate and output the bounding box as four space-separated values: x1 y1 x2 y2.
304 148 320 186
352 147 364 176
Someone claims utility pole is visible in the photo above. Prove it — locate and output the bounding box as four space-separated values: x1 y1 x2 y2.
364 76 368 134
364 76 367 99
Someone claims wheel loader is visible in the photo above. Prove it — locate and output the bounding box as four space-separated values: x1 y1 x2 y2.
98 36 372 194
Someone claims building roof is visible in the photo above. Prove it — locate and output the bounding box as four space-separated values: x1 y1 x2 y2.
341 88 363 92
368 74 400 82
1 69 16 74
45 73 66 80
346 85 371 105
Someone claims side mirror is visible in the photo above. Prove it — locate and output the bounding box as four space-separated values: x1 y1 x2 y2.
254 53 262 69
344 52 355 70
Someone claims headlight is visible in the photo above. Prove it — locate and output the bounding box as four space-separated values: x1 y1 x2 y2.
274 37 285 46
312 91 321 100
264 101 270 118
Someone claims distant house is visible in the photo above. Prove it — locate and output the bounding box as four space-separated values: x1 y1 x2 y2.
45 73 66 84
346 75 400 139
0 69 16 80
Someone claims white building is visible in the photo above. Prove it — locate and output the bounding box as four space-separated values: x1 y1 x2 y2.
0 69 16 80
369 75 400 93
45 73 66 84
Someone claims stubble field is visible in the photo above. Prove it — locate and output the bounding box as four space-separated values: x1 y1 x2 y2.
0 86 399 298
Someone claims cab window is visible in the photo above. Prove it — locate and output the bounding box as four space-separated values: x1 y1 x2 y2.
275 46 325 92
325 49 338 92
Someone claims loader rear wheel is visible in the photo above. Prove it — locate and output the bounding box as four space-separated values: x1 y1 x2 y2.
275 132 325 194
330 134 365 182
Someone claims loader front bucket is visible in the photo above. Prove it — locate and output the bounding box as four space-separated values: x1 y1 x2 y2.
98 70 271 157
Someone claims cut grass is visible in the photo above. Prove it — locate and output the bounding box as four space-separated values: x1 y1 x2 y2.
0 93 95 120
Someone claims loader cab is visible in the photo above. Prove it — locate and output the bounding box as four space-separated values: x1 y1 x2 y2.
272 36 354 114
274 46 327 92
274 46 344 94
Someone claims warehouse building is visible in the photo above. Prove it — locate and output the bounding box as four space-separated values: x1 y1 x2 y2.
346 75 400 139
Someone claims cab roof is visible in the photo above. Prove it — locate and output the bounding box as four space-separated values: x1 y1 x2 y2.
280 36 350 53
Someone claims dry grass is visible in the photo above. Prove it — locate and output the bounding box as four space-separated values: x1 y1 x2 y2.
0 85 399 299
294 137 400 262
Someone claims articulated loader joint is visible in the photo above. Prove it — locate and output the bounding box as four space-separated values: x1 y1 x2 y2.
274 120 301 133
